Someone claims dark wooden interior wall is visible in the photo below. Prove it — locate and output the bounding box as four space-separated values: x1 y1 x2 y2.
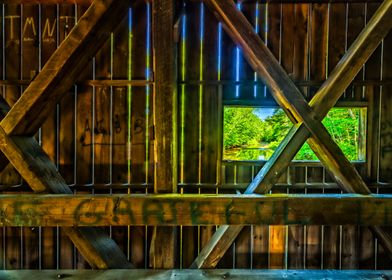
0 0 391 270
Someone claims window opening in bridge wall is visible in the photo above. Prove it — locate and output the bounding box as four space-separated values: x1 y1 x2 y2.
223 106 367 162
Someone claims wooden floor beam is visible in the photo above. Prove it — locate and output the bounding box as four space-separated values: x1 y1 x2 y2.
1 269 392 280
1 0 384 4
2 194 392 227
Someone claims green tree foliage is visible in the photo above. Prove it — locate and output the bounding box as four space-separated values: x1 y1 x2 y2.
261 109 292 149
224 106 364 161
224 107 265 148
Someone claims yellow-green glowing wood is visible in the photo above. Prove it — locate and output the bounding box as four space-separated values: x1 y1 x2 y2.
1 194 392 227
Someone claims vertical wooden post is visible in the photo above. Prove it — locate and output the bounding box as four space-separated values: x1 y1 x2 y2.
150 0 178 268
367 85 381 181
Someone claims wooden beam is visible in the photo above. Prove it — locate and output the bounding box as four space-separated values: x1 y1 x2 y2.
1 269 392 280
0 0 93 3
0 0 94 4
0 0 383 4
192 0 392 268
153 0 177 196
2 194 392 226
150 0 178 269
0 0 129 136
2 270 392 280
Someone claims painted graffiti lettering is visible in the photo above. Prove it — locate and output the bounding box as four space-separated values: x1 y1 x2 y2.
74 199 106 226
5 15 20 41
142 200 164 224
43 18 57 42
60 16 75 37
13 200 42 226
190 201 210 224
2 197 392 227
3 15 75 42
23 17 37 42
134 118 144 134
112 197 135 224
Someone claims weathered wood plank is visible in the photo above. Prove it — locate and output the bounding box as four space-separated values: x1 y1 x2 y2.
57 4 77 186
1 194 392 226
152 0 177 198
2 4 23 270
111 8 129 185
130 2 149 185
306 3 329 269
110 6 131 265
288 2 308 269
266 2 286 269
2 3 22 185
0 0 384 4
150 0 178 269
1 269 392 280
379 15 392 183
182 2 201 184
0 269 392 280
0 0 129 136
94 43 112 184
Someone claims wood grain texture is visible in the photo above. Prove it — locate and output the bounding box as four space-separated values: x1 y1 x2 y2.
2 194 392 226
0 0 390 271
0 0 133 269
0 0 129 136
0 0 384 4
152 0 177 196
193 0 392 268
0 133 132 269
150 0 178 269
206 0 368 196
1 269 392 280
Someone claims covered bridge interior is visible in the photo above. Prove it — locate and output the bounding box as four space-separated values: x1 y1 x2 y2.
1 0 392 278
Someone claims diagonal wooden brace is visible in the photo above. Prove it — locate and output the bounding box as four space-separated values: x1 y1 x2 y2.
209 0 366 195
0 0 133 269
191 0 392 268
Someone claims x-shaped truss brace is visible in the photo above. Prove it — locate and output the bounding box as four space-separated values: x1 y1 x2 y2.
191 0 392 268
0 0 133 269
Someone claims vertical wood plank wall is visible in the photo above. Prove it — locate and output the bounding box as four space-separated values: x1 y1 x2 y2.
0 0 391 270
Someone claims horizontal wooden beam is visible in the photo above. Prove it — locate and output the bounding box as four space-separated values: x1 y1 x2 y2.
1 194 392 226
0 0 94 3
1 269 392 280
0 0 383 4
